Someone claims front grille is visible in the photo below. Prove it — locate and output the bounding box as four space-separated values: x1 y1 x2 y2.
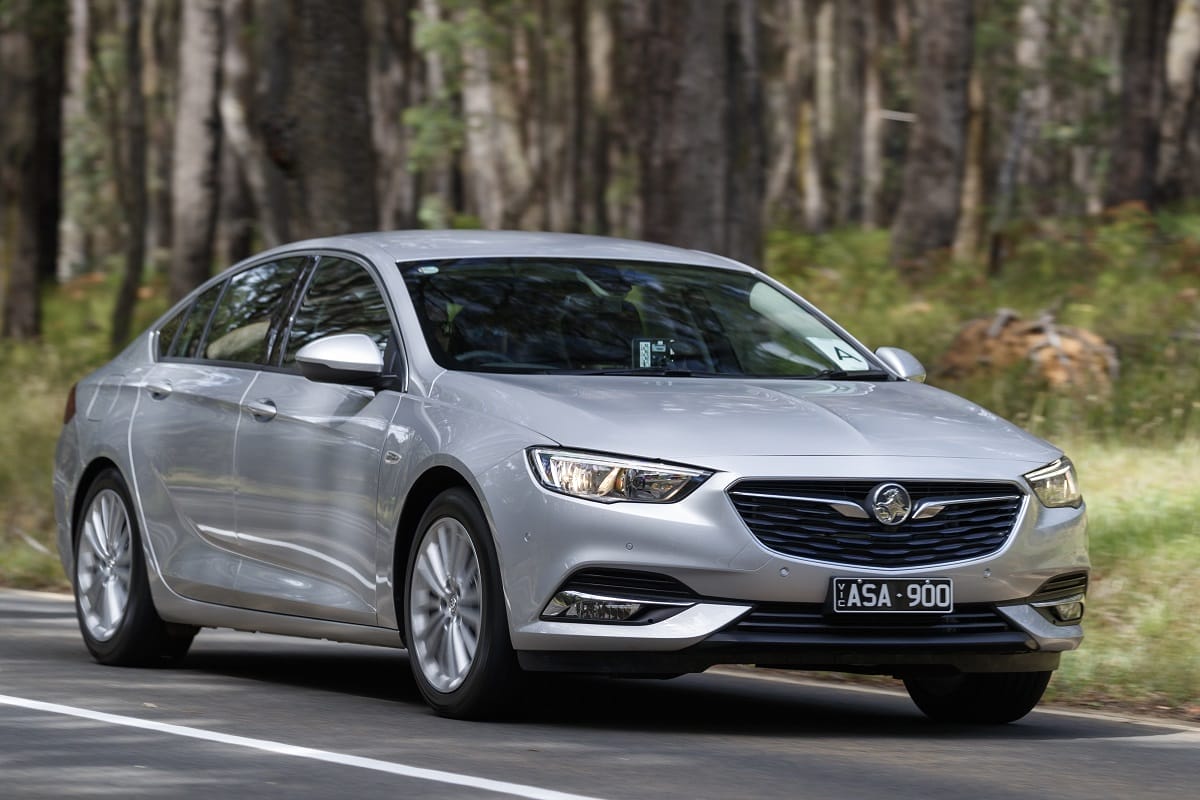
556 568 699 602
729 479 1023 568
730 603 1015 639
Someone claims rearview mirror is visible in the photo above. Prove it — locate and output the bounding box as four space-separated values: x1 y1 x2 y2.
296 333 384 386
875 346 926 383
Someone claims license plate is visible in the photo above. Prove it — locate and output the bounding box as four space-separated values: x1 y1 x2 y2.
832 577 953 613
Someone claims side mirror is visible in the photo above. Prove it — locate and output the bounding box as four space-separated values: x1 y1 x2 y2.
296 333 384 386
875 346 927 383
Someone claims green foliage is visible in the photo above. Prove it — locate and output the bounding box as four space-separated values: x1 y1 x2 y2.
0 274 167 590
767 209 1200 444
1046 439 1200 708
405 0 542 215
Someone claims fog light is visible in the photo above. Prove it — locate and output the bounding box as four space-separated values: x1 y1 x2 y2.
544 591 643 621
1032 593 1085 624
542 590 698 623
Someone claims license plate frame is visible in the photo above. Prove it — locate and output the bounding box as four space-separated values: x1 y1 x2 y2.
831 577 953 614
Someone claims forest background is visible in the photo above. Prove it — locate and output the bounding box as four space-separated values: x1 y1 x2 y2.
0 0 1197 717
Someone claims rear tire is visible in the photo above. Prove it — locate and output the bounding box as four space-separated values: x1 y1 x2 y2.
72 469 197 666
403 488 522 719
904 670 1052 724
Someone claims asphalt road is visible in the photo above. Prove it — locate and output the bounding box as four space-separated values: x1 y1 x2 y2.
1 589 1197 800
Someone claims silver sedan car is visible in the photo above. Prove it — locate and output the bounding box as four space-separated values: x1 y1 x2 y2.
54 231 1088 722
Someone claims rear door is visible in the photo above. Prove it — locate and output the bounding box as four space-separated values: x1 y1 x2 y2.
231 255 401 624
129 257 308 604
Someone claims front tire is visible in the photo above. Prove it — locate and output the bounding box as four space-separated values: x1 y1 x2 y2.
403 488 521 719
73 469 196 666
904 670 1052 724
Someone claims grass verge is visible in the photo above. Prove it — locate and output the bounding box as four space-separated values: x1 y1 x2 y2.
1045 438 1200 718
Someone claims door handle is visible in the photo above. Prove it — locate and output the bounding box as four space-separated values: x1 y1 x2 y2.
245 398 277 421
146 381 172 399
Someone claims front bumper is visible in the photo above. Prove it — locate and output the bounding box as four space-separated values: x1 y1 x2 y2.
516 576 1080 676
479 452 1088 668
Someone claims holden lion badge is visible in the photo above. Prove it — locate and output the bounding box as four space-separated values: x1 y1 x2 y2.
868 482 912 526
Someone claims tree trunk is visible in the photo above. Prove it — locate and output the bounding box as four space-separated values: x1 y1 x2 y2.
1 0 66 339
29 1 65 288
860 0 884 228
58 0 92 281
415 0 454 228
368 0 419 230
889 0 973 264
764 0 805 225
725 0 767 267
252 0 294 245
215 0 257 262
169 0 223 302
459 8 533 230
952 62 985 261
216 129 254 266
628 0 766 267
568 0 589 232
145 0 179 272
1105 0 1175 208
833 0 865 226
284 0 377 238
217 0 276 248
588 2 614 235
111 0 148 350
1014 0 1052 209
986 0 1050 273
1156 0 1200 204
1066 1 1111 216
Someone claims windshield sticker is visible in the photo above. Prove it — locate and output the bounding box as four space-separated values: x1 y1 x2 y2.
810 338 869 369
634 338 674 368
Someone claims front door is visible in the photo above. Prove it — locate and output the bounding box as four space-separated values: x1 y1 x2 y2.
232 256 401 624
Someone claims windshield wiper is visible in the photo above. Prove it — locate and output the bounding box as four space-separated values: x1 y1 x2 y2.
804 368 894 381
579 368 726 377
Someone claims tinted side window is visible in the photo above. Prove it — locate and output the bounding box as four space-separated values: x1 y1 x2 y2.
283 257 393 367
156 303 190 360
170 282 224 359
202 258 307 364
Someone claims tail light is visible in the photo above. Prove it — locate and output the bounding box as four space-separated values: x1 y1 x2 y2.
63 382 78 425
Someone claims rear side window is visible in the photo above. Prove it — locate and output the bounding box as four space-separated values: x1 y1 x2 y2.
203 257 307 364
170 282 224 359
156 304 189 359
282 257 393 367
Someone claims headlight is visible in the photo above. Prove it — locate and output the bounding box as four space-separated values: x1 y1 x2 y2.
1024 458 1082 508
528 448 710 503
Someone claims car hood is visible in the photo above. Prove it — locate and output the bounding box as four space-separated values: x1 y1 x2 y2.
428 373 1061 466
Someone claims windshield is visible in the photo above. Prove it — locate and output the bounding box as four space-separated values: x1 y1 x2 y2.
400 258 883 378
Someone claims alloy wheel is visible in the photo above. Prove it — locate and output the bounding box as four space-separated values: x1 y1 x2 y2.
76 488 134 642
408 516 484 693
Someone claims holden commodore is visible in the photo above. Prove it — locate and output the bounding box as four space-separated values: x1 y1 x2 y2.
53 231 1087 722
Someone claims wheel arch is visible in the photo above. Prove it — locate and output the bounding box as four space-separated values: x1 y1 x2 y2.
70 457 124 553
390 465 476 642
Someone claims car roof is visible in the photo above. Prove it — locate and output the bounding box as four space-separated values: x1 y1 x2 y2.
254 230 755 272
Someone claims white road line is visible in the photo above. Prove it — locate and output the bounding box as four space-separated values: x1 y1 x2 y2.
0 694 606 800
1084 731 1200 748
